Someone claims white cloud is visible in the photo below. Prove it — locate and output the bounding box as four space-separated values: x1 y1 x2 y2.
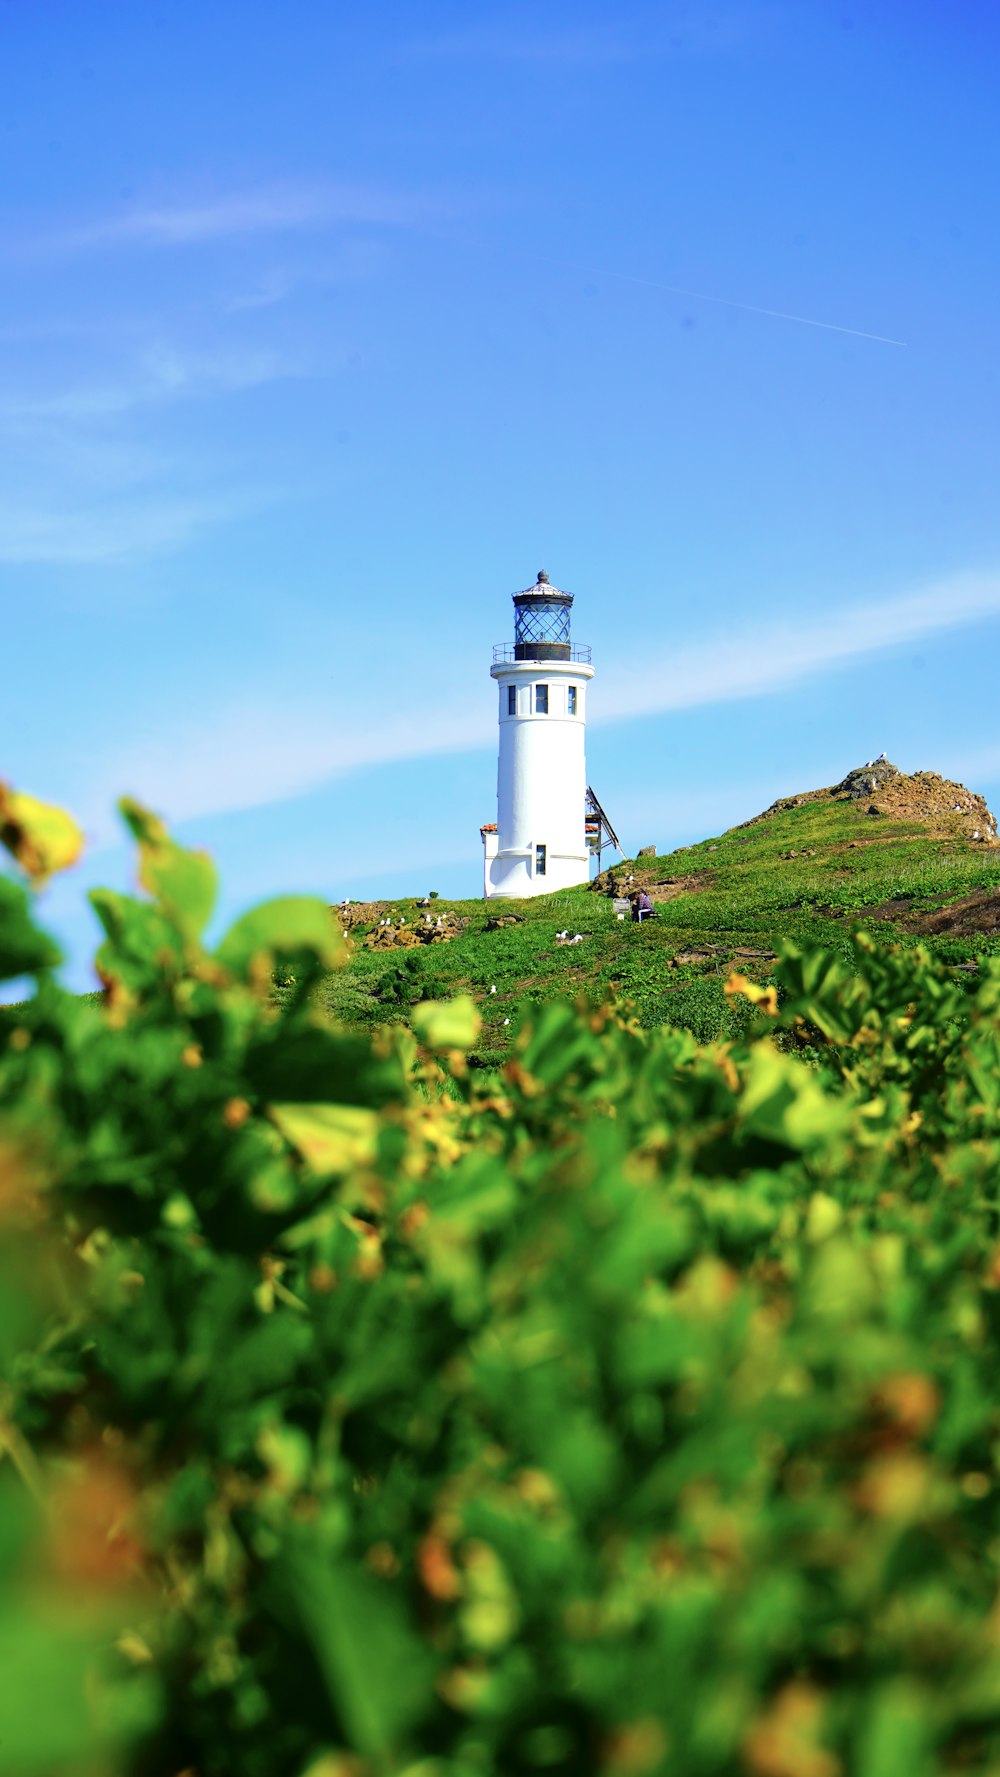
0 493 251 565
80 696 493 843
222 244 385 312
0 345 303 425
0 345 302 563
39 180 437 256
595 572 1000 725
80 568 1000 836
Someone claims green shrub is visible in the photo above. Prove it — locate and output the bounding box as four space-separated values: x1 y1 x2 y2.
4 790 1000 1774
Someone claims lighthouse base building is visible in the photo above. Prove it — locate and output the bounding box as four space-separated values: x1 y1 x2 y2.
481 572 596 899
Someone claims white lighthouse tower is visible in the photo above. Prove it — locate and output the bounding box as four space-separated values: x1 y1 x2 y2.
481 570 595 898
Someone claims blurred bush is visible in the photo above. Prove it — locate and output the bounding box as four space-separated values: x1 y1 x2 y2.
4 786 1000 1775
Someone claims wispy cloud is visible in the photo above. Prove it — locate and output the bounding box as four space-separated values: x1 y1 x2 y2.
37 180 437 257
0 492 257 565
81 697 493 842
596 572 1000 725
0 345 303 426
80 568 1000 832
222 243 386 313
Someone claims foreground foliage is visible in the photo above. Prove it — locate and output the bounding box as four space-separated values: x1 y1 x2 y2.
4 793 1000 1775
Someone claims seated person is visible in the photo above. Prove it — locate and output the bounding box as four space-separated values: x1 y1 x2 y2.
632 889 655 922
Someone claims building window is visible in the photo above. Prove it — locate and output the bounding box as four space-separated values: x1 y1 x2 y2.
534 683 549 714
535 843 547 876
507 685 516 716
568 685 578 715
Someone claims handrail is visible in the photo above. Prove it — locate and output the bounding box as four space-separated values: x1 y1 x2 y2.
491 645 592 664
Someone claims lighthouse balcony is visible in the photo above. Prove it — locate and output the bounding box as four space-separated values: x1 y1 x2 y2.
492 644 592 665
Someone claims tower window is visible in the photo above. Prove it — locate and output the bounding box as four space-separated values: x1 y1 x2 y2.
507 685 517 715
535 844 547 876
534 683 549 714
568 685 578 715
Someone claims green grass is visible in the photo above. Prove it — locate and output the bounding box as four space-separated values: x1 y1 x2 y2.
285 791 1000 1058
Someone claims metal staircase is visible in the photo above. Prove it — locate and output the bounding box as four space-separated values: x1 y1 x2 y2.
585 786 622 866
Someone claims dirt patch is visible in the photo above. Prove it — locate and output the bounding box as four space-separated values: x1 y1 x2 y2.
667 944 776 970
908 890 1000 939
864 896 916 923
591 864 713 901
650 874 714 902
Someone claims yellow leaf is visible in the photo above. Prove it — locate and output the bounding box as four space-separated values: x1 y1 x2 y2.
804 1193 843 1243
0 783 83 880
724 972 779 1015
269 1103 378 1176
411 995 481 1050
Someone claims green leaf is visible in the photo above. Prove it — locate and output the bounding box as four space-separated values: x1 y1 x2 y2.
0 876 61 979
216 897 343 980
119 797 217 939
280 1536 435 1762
857 1683 932 1777
89 887 184 990
738 1046 850 1152
411 993 481 1050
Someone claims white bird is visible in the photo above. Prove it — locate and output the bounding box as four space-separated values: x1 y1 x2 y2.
503 1017 510 1026
490 984 497 993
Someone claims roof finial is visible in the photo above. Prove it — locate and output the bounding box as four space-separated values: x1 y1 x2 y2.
536 569 549 584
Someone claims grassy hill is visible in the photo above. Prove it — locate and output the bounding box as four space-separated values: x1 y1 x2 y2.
296 762 1000 1063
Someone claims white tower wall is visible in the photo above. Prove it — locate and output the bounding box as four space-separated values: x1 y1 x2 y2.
486 657 596 898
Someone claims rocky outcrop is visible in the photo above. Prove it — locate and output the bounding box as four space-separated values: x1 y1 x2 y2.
745 762 998 846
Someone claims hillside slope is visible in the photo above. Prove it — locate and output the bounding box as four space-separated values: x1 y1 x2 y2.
305 762 1000 1059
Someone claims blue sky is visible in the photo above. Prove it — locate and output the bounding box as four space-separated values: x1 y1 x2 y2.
3 1 1000 991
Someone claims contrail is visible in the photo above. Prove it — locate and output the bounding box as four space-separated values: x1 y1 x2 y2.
567 263 907 346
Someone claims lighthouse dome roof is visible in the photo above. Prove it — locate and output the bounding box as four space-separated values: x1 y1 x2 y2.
513 570 574 607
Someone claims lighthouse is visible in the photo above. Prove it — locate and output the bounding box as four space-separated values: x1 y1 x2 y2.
481 571 595 898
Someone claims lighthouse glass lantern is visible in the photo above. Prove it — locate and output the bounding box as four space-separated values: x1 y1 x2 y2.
481 571 595 899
